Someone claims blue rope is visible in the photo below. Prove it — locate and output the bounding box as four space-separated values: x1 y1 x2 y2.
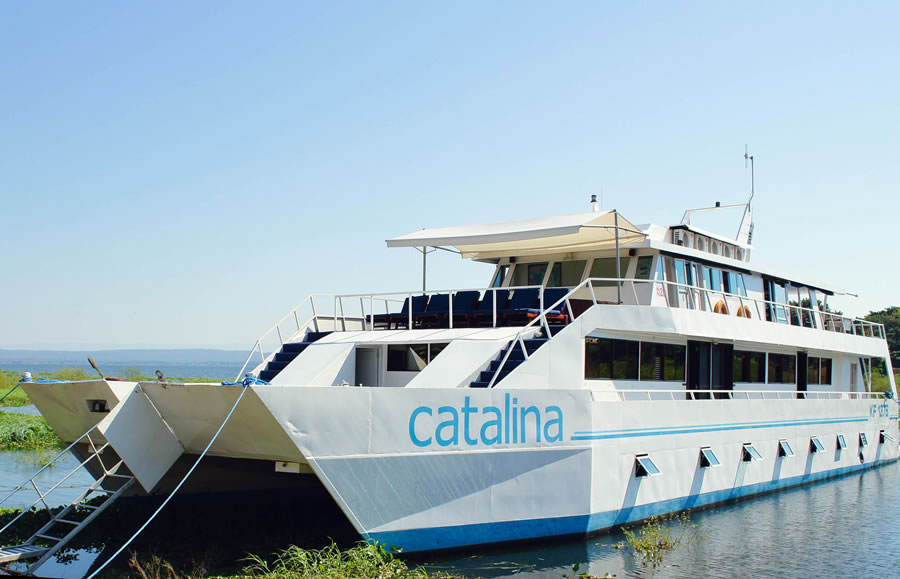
220 374 270 386
86 383 251 578
0 383 20 405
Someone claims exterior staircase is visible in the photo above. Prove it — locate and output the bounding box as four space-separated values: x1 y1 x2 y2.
259 331 332 382
0 432 136 576
470 324 566 388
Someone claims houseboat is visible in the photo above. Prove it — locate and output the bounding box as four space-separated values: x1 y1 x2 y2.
6 197 898 563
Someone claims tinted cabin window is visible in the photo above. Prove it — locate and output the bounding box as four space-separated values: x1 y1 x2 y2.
387 343 448 372
820 359 832 385
768 353 796 384
589 257 631 287
734 351 766 383
640 343 686 381
585 337 639 380
808 357 820 384
547 260 587 287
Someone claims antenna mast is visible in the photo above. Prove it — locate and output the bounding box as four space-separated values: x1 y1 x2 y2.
744 144 754 203
736 145 755 245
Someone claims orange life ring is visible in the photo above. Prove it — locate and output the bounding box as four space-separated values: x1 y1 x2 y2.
714 300 729 315
736 305 752 318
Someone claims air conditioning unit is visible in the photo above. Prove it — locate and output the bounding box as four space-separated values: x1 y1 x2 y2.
673 229 686 246
723 245 733 259
711 240 721 255
695 236 707 252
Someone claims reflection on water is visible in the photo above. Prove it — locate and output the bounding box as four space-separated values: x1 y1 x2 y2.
429 462 900 578
0 449 897 578
0 404 41 415
0 449 94 510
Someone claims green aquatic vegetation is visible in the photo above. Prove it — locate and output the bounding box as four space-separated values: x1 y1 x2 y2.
242 541 461 579
620 513 701 568
0 411 63 450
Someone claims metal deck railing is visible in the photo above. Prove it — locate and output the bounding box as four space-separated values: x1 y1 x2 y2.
237 277 887 381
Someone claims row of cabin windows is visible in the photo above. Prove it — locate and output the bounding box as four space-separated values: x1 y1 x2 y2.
586 337 832 385
663 257 748 297
386 343 448 372
494 256 655 289
734 351 832 384
585 337 686 381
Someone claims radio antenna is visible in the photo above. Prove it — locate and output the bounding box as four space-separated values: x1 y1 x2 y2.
736 145 755 245
744 144 754 203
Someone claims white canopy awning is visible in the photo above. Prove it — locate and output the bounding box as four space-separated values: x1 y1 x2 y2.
386 210 647 259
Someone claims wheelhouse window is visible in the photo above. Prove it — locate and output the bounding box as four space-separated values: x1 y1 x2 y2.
767 353 796 384
589 257 631 287
704 267 723 292
734 350 766 383
387 343 448 372
585 337 639 380
491 265 508 288
634 256 654 280
640 343 686 381
724 271 747 297
547 260 587 288
510 262 548 287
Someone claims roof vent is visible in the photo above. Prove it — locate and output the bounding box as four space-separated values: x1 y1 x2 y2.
590 194 600 213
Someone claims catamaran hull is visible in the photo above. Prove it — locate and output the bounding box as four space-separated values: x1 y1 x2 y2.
23 380 899 553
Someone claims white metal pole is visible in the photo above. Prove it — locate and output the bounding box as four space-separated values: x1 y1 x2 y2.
615 210 622 304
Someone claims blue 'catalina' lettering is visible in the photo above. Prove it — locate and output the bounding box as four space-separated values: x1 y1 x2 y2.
409 394 563 447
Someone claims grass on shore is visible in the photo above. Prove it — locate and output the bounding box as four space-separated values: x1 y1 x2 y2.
122 541 462 579
0 411 62 450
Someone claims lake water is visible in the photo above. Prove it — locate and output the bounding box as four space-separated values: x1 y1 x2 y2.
0 442 897 577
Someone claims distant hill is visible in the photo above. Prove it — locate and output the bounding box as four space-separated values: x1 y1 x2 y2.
0 349 246 365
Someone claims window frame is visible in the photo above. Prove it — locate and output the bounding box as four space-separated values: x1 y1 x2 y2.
635 454 661 478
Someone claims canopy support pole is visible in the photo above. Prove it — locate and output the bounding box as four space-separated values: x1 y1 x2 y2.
614 210 622 304
422 246 427 292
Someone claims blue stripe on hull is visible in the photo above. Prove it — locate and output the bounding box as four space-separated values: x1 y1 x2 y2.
366 457 898 553
571 416 868 441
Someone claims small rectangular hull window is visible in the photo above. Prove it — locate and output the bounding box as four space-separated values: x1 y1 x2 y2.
634 455 661 478
699 447 720 468
809 437 825 453
742 443 763 462
778 440 794 457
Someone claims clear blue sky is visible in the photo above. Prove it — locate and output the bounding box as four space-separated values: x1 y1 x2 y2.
1 2 897 349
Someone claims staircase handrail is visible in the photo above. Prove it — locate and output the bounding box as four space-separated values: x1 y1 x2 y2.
236 293 336 380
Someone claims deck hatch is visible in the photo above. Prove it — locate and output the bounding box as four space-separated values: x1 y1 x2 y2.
741 443 763 462
859 433 869 447
634 455 661 478
777 440 795 458
880 430 896 444
699 447 720 468
836 434 847 450
809 436 825 453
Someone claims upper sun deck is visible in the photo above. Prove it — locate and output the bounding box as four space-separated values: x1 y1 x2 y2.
238 204 886 379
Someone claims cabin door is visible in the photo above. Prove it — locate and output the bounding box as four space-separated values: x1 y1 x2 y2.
686 340 711 399
711 343 734 398
796 351 808 399
355 348 380 387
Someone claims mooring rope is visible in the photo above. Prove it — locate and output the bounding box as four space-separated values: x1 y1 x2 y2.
0 383 21 405
86 382 251 578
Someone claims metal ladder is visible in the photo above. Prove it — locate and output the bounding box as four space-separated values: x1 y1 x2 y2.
0 428 136 576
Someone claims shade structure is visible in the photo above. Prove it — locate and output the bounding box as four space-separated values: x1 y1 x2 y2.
386 210 647 260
